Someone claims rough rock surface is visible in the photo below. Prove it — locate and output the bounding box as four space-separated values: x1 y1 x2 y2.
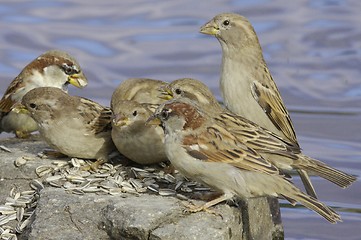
0 137 283 240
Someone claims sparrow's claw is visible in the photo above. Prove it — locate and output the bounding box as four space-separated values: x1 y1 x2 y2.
81 158 107 171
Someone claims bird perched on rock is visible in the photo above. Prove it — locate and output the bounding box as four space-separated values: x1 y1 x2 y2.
0 50 88 138
158 78 356 196
147 99 341 223
200 13 316 197
111 78 167 108
111 100 167 165
21 87 115 167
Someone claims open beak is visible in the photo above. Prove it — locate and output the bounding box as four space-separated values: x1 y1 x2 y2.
112 114 129 127
68 72 88 88
158 86 174 100
200 21 219 36
12 103 29 114
145 114 161 126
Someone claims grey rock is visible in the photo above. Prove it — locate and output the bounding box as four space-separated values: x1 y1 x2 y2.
0 137 283 240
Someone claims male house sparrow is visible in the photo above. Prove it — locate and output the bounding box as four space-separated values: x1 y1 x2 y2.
147 99 341 223
200 13 314 197
0 50 88 138
111 78 167 108
21 87 115 166
159 78 356 195
111 99 167 165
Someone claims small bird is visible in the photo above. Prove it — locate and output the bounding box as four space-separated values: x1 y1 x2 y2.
200 13 316 197
0 50 88 138
111 78 167 108
147 99 341 223
158 78 356 195
21 87 115 167
111 99 167 165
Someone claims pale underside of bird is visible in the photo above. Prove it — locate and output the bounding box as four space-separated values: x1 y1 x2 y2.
0 49 88 138
147 99 342 223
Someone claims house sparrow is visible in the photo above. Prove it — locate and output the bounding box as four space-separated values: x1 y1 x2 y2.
0 50 88 138
159 78 356 197
200 13 316 197
111 78 167 108
147 99 341 223
111 99 167 165
21 87 115 166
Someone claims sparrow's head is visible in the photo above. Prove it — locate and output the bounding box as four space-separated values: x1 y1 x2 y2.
200 13 259 49
147 99 206 133
112 100 152 128
159 78 222 111
24 50 88 90
21 87 71 122
111 78 166 108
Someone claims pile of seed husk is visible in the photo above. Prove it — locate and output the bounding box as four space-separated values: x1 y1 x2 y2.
0 155 213 240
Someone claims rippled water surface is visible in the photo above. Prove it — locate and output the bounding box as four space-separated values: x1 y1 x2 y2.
0 0 360 239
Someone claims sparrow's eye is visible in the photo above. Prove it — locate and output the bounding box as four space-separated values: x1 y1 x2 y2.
62 63 78 75
223 20 230 26
29 103 37 109
175 88 182 95
132 110 137 116
160 109 169 120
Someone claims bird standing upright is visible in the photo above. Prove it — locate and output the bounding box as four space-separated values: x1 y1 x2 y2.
200 13 316 197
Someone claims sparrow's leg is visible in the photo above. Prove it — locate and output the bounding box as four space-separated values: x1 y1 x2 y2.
81 158 107 171
184 192 233 214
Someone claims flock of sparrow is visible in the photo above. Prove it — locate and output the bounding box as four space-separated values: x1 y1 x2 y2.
0 13 357 224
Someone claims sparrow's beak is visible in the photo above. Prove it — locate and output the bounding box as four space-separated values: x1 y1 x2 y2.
112 114 129 127
145 114 161 126
200 21 219 36
68 72 88 88
158 86 174 100
12 103 29 114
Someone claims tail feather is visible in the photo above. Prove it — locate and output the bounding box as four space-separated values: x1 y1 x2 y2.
295 156 356 188
281 187 341 224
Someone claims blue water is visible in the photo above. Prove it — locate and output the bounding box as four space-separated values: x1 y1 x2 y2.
0 0 360 238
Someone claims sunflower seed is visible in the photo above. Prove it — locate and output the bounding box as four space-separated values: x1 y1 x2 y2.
0 145 11 152
16 208 24 221
108 188 123 195
158 188 176 196
176 194 189 201
30 180 44 191
35 165 54 177
180 186 192 193
163 174 176 183
14 157 27 167
45 175 62 183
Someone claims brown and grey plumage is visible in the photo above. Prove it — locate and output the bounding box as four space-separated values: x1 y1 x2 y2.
148 99 341 223
111 78 167 109
0 50 88 138
21 87 114 163
200 13 319 197
159 78 356 194
111 100 167 165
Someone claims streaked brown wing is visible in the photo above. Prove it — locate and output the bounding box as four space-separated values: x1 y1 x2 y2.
215 112 300 157
78 98 112 134
182 123 283 177
0 76 25 112
251 80 297 144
